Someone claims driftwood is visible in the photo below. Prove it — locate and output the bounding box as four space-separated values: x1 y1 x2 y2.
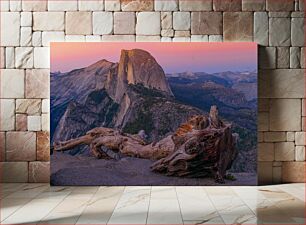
53 106 238 183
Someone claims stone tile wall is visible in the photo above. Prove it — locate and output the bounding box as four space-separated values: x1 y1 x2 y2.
0 0 305 184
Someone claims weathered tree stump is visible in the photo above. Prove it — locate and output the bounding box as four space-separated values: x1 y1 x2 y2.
53 106 238 183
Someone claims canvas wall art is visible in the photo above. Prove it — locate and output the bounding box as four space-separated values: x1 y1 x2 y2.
50 42 258 186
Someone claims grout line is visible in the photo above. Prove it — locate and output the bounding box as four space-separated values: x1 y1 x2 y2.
106 186 126 225
145 186 152 225
174 186 185 225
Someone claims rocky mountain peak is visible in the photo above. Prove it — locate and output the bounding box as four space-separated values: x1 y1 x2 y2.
86 59 114 71
115 49 173 101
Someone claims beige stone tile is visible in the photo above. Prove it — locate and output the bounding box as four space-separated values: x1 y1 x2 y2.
161 37 172 42
102 35 135 42
33 12 64 31
263 132 286 142
258 143 274 161
291 18 304 47
286 132 295 142
282 162 305 182
48 0 77 11
21 12 32 26
34 47 50 68
1 12 20 46
269 12 290 17
258 98 269 112
223 12 253 42
32 31 42 47
0 132 5 161
6 131 36 161
161 29 174 37
93 12 113 35
78 0 104 11
258 112 269 131
29 161 50 183
15 47 33 69
65 35 86 42
258 132 264 142
136 12 160 35
295 132 305 145
136 35 161 42
269 99 301 131
290 47 301 69
20 27 32 47
37 131 50 161
105 0 120 11
254 12 268 46
0 99 15 131
272 165 282 184
266 0 294 11
42 31 64 46
295 146 305 161
155 0 178 11
27 115 41 131
258 162 273 185
259 69 304 98
191 35 208 42
300 100 305 118
22 0 47 11
26 69 50 98
242 0 265 11
0 162 28 182
191 12 222 35
114 12 135 35
16 99 41 115
274 142 295 161
174 30 190 37
173 12 190 30
85 35 101 42
173 36 190 42
16 114 27 131
259 47 276 69
41 113 50 131
0 47 4 69
42 99 50 113
66 12 92 35
269 18 291 46
179 0 212 11
5 47 15 69
161 12 172 29
10 1 22 12
121 0 153 11
1 0 9 11
213 0 242 11
0 69 24 98
276 47 290 68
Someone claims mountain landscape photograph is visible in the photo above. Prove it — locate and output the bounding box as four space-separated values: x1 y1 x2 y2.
50 42 258 186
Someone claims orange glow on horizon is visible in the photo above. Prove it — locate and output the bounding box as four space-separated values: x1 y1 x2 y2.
51 42 257 74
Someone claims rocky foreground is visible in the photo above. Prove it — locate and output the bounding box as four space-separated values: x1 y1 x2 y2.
51 153 257 186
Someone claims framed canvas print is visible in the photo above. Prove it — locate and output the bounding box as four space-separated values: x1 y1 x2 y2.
50 42 258 186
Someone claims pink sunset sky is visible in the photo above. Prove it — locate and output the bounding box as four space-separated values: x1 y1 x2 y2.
51 42 257 74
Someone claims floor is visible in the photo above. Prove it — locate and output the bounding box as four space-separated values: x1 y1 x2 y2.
0 183 305 224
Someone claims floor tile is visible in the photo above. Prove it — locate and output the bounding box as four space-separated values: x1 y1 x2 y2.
108 186 150 224
76 186 124 224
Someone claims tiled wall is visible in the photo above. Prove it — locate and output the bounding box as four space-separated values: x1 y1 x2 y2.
0 0 305 184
